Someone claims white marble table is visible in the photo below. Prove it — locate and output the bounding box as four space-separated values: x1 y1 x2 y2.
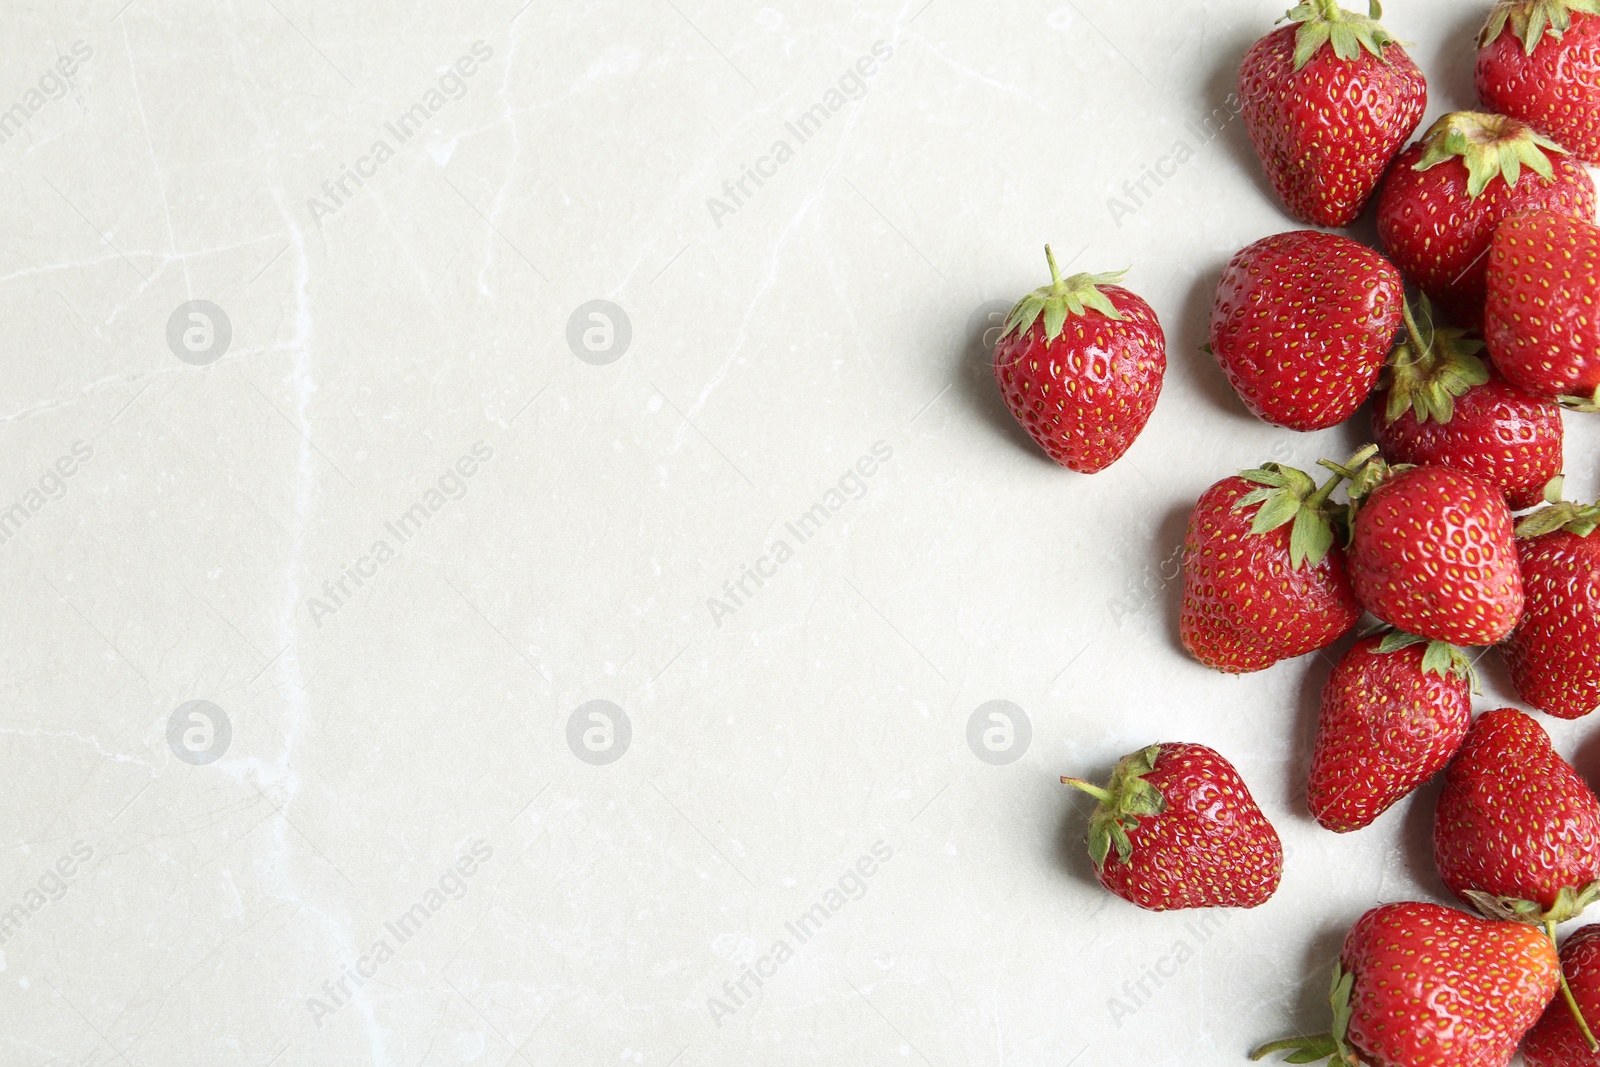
2 1 1595 1063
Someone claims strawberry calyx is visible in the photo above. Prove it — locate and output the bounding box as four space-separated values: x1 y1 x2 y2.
1233 445 1378 569
1516 479 1600 536
1250 963 1359 1065
1282 0 1402 70
1560 385 1600 413
1462 881 1600 924
1379 294 1489 426
1412 111 1569 198
1374 628 1480 689
1328 446 1411 518
1479 0 1600 54
999 245 1127 346
1061 745 1167 871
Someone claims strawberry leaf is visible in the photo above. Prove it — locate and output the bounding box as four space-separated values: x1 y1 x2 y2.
1479 0 1600 53
1414 111 1568 199
1285 0 1402 70
999 246 1127 345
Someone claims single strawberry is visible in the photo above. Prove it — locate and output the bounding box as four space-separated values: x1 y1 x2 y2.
992 246 1165 472
1179 452 1367 673
1372 295 1564 510
1307 630 1474 833
1208 230 1405 430
1485 208 1600 409
1435 708 1600 925
1345 461 1525 645
1060 742 1282 911
1478 0 1600 166
1523 924 1600 1066
1502 491 1600 719
1239 0 1427 227
1253 901 1559 1067
1375 111 1596 326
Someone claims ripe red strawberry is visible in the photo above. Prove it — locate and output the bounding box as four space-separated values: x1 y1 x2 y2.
1307 631 1474 833
1179 454 1366 673
1372 295 1564 510
1060 742 1281 911
1239 0 1427 227
992 246 1165 472
1523 924 1600 1066
1208 230 1405 430
1435 708 1600 924
1485 209 1600 408
1253 901 1559 1067
1478 0 1600 165
1346 462 1525 645
1375 111 1596 326
1503 494 1600 719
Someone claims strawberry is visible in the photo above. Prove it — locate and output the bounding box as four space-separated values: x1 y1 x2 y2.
1239 0 1427 227
1307 630 1474 833
1060 742 1281 911
1253 901 1559 1067
1372 295 1564 510
1502 492 1600 719
1345 461 1525 645
1477 0 1600 166
1179 452 1367 673
1485 208 1600 409
992 246 1165 472
1435 708 1600 925
1375 111 1596 326
1523 924 1600 1066
1208 230 1405 430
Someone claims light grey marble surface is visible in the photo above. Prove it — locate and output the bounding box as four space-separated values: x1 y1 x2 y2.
2 1 1597 1064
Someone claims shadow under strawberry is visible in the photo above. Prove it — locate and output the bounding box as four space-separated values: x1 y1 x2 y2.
1424 3 1489 113
1172 260 1257 420
1285 642 1344 815
954 295 1057 466
1401 774 1453 901
1053 759 1117 896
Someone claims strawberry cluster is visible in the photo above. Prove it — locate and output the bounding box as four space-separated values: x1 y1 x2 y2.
992 1 1600 1063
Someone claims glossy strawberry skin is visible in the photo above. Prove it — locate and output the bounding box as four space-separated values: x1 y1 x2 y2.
1239 26 1427 227
1349 466 1525 645
1372 372 1564 510
1523 924 1600 1067
1504 529 1600 719
1308 636 1472 833
1093 743 1282 911
1179 476 1361 673
1341 902 1558 1067
992 286 1165 473
1210 231 1405 430
1486 209 1600 401
1478 11 1600 166
1376 141 1596 326
1435 709 1600 913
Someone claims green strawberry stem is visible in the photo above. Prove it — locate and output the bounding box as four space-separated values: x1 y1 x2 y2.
1480 0 1600 54
1374 629 1480 688
1252 965 1357 1064
1061 747 1168 870
998 246 1128 345
1059 777 1115 805
1380 295 1488 426
1233 445 1376 569
1249 1035 1346 1064
1412 111 1567 198
1283 0 1401 70
1516 489 1600 537
1548 919 1600 1051
1560 384 1600 413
